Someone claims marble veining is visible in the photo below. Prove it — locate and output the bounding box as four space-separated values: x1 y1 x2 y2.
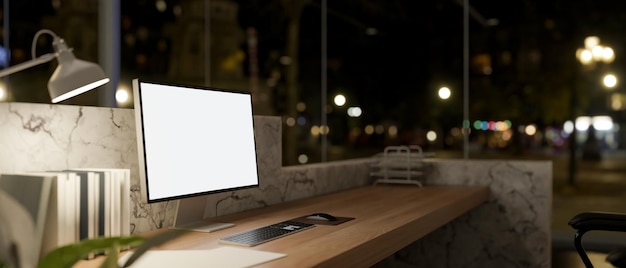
0 102 552 267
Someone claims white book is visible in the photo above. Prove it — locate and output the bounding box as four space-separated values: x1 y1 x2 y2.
84 170 112 238
118 169 131 238
73 168 130 238
21 171 81 256
112 172 121 237
65 170 100 241
0 173 53 267
103 170 121 237
42 172 65 254
69 172 81 244
88 172 100 239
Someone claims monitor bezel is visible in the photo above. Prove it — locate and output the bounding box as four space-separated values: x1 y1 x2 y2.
133 78 260 204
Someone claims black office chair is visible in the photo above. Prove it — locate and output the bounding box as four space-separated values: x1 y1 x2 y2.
569 211 626 267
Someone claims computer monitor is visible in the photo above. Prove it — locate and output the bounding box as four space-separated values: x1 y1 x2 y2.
132 79 260 232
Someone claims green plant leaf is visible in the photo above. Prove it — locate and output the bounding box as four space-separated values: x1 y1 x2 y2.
38 236 144 268
99 242 120 268
37 230 190 268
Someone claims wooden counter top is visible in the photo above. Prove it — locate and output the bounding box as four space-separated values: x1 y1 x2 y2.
76 184 489 267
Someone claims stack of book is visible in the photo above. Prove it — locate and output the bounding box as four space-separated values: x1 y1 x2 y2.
0 168 131 261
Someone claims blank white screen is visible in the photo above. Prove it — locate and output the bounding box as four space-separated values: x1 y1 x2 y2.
136 81 259 201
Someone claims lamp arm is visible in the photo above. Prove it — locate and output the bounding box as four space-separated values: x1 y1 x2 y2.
0 53 56 78
31 29 59 59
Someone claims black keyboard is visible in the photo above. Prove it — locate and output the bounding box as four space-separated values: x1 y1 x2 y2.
218 220 315 246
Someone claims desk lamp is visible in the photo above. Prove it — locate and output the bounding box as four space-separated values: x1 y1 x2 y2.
0 29 110 103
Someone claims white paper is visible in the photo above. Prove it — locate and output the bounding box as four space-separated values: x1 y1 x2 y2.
119 247 287 268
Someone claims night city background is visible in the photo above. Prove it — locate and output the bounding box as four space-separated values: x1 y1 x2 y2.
4 1 626 265
1 0 626 168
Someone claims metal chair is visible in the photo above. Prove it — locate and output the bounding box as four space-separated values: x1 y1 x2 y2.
569 211 626 267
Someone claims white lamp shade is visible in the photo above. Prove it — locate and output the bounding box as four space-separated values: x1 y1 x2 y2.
48 58 110 103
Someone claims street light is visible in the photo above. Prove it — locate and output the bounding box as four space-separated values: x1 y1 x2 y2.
576 36 615 66
575 35 615 130
438 86 451 100
569 36 615 186
603 73 618 89
333 94 346 107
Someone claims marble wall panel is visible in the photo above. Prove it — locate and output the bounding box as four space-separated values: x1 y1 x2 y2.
376 159 552 268
0 103 136 173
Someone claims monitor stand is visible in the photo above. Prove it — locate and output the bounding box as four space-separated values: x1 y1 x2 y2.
169 195 234 233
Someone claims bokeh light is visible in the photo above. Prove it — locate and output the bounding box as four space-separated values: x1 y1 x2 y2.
311 125 320 136
375 125 384 135
285 117 296 127
115 87 131 105
602 47 615 63
347 106 362 117
572 116 614 132
297 116 306 126
296 102 306 112
388 125 398 138
611 93 626 110
603 73 618 88
584 36 600 49
472 119 512 131
575 116 591 131
298 154 309 164
525 125 537 136
426 130 437 142
364 125 374 135
311 125 330 136
593 115 613 131
334 94 346 107
438 86 451 100
563 121 574 134
577 49 593 64
155 0 167 12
